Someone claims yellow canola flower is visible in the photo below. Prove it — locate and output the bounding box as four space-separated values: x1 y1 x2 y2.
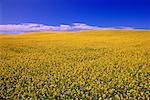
0 30 150 99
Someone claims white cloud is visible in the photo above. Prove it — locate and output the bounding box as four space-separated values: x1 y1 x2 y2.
59 25 72 31
72 23 99 30
0 23 134 33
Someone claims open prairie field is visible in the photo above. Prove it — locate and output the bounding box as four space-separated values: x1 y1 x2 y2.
0 30 150 99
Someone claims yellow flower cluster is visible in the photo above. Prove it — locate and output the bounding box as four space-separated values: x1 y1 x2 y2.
0 30 150 99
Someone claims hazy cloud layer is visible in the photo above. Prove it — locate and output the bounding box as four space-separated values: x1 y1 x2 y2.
0 23 134 33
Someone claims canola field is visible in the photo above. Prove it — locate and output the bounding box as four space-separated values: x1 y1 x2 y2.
0 30 150 99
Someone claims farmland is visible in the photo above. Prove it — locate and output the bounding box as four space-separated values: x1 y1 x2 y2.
0 30 150 99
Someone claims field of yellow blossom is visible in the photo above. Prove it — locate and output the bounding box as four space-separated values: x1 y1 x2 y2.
0 30 150 99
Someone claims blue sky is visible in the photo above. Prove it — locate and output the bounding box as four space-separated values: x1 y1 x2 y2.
0 0 149 33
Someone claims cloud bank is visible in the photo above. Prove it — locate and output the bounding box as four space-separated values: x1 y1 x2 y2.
0 23 134 33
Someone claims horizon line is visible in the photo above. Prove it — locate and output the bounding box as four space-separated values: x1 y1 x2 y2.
0 23 149 34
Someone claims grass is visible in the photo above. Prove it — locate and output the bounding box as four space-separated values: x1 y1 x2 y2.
0 30 150 99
